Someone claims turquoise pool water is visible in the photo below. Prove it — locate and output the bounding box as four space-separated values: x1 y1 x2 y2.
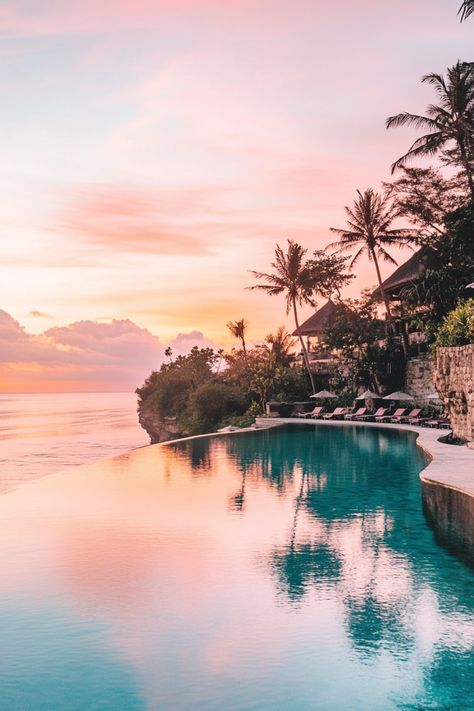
0 424 473 710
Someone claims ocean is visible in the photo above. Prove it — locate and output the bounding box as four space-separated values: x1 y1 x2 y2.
0 392 149 494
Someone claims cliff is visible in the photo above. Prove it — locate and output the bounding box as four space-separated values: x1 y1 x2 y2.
138 408 184 444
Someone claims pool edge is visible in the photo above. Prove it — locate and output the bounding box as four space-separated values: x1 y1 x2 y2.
255 417 474 565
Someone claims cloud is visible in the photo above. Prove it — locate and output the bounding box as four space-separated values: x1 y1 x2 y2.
29 310 53 319
0 310 219 392
56 184 235 255
168 331 217 356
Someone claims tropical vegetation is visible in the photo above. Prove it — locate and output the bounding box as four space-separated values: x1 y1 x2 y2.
386 62 474 197
138 44 474 439
435 299 474 347
328 188 413 324
460 0 474 20
249 240 352 393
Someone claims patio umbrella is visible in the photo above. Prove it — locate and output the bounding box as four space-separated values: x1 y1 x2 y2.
355 389 380 400
382 391 414 401
424 392 441 402
310 390 337 399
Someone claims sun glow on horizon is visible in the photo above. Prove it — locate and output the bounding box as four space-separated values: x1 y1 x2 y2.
0 0 471 391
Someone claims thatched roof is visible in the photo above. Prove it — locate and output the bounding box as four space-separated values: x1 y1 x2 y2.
292 299 340 337
378 247 431 298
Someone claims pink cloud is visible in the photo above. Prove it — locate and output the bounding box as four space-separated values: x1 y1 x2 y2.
58 185 220 255
0 310 218 392
168 331 217 356
29 310 53 319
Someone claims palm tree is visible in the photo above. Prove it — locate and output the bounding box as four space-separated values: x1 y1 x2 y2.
328 189 412 323
265 326 297 367
226 318 248 365
386 62 474 197
459 1 474 20
250 240 317 393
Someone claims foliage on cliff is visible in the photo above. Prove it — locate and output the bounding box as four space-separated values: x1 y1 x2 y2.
136 335 312 437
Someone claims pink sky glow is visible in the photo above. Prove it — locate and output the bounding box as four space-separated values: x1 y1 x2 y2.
0 0 471 391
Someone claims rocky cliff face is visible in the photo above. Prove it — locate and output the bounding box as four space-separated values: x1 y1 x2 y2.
138 407 184 444
434 344 474 441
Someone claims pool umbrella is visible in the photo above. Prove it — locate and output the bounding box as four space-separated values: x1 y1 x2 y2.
382 391 414 401
355 389 380 400
310 390 337 399
424 392 441 402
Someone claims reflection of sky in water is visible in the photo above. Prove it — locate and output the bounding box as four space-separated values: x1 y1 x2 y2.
0 425 472 710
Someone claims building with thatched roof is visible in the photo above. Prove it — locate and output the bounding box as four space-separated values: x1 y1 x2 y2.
291 299 343 384
292 299 340 345
377 247 431 301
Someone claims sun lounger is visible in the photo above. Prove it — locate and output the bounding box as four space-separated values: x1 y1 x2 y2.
399 409 422 423
378 408 405 423
356 407 387 421
410 416 432 426
322 407 347 420
427 418 451 429
345 407 367 420
304 406 324 419
390 409 411 423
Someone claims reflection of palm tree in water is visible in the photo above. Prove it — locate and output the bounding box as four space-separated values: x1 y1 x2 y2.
289 469 309 552
229 467 247 512
272 469 343 600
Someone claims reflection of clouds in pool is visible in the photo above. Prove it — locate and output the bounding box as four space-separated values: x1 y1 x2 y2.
0 427 470 710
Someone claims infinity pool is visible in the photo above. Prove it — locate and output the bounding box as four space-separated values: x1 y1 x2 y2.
0 425 473 710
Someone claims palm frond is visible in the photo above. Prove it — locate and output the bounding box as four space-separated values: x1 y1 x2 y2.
459 0 474 21
376 247 398 266
386 112 439 131
390 133 445 173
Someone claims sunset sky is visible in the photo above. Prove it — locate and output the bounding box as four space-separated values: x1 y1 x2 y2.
0 0 472 391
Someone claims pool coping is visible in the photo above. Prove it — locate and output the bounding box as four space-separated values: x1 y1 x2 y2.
255 417 474 498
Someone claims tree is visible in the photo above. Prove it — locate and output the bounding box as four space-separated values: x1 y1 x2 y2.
435 299 474 347
328 188 413 323
227 318 249 366
386 62 474 197
265 326 297 367
136 346 219 420
384 167 468 243
400 204 474 338
305 250 354 300
184 380 246 434
459 1 474 20
323 296 403 393
250 240 318 393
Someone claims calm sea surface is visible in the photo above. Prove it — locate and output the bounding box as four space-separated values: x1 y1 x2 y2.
0 392 148 493
0 424 473 710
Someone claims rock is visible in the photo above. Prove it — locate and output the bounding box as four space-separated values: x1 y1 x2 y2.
434 344 474 442
138 408 184 444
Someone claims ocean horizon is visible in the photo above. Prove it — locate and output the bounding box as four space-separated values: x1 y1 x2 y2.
0 392 149 495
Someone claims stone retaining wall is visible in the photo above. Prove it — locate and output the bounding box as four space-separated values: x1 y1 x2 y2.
405 355 434 400
434 344 474 441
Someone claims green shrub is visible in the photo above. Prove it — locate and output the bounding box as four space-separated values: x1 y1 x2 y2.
435 299 474 347
183 380 247 434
